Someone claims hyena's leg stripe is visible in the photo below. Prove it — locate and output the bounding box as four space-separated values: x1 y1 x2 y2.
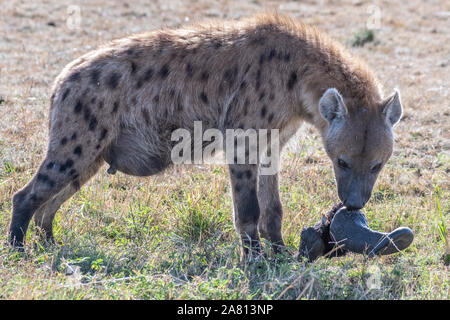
33 156 104 241
229 164 261 256
257 173 285 251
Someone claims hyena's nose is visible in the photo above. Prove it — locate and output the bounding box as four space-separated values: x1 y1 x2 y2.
344 194 365 211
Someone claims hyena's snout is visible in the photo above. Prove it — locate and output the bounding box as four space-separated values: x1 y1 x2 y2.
338 176 375 210
342 190 367 210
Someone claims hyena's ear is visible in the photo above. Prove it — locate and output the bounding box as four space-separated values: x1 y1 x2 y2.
319 88 348 124
381 90 403 127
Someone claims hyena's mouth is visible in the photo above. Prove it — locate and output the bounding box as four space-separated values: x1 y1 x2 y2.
298 203 414 262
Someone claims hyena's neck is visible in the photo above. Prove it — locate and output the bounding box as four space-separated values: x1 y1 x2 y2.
245 16 382 133
287 45 382 134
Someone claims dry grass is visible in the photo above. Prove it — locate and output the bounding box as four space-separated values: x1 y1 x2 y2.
0 0 448 299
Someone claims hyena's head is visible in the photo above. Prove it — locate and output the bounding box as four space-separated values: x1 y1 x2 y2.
319 88 403 210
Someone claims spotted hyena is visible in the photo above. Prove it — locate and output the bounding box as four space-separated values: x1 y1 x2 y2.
10 13 402 256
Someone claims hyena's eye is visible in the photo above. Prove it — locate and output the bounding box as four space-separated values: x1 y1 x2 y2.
337 159 350 170
371 162 383 173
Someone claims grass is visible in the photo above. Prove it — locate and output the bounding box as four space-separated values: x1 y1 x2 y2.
0 0 449 300
0 139 448 299
351 29 375 47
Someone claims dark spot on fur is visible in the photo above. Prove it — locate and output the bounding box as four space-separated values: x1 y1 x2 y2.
159 64 169 78
89 116 98 131
69 169 77 176
255 69 261 90
200 71 209 82
269 93 275 101
113 101 119 113
62 89 70 102
240 81 247 91
235 184 242 192
143 68 153 81
261 105 267 118
268 113 274 123
259 53 265 65
60 137 68 145
99 128 108 141
96 144 101 150
142 109 150 125
245 170 252 179
106 72 121 90
83 106 91 122
68 71 81 82
218 83 224 95
73 145 82 157
185 63 194 78
268 49 276 61
213 40 222 49
287 71 298 90
98 100 104 109
200 92 208 104
153 95 159 104
243 98 249 116
37 173 55 188
177 99 183 111
59 158 74 173
223 66 238 88
130 62 137 74
90 69 101 85
45 162 55 170
65 159 74 168
71 132 77 141
74 100 83 114
259 91 266 101
284 53 291 62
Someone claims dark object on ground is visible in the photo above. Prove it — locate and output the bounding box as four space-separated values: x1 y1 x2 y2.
298 203 414 262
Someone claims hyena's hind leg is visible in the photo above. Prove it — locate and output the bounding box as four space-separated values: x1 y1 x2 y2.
9 152 103 248
32 156 104 242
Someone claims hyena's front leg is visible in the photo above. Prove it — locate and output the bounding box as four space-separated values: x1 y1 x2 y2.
229 164 261 258
257 173 285 252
